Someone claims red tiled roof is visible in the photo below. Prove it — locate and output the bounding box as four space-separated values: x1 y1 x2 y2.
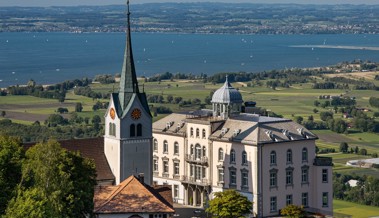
24 137 114 182
94 175 175 214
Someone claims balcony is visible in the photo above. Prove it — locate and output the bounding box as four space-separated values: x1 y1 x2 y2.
181 175 210 186
313 157 333 166
185 154 208 165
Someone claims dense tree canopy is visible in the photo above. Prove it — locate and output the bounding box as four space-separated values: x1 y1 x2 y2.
0 136 24 215
5 140 97 218
206 189 252 218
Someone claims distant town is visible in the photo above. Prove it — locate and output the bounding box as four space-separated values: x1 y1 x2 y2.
1 3 378 34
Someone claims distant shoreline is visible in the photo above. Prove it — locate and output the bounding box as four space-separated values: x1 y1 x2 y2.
290 45 379 51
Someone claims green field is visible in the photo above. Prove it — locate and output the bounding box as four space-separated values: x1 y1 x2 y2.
334 199 379 218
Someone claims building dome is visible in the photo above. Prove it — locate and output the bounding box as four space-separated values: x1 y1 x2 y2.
211 76 243 104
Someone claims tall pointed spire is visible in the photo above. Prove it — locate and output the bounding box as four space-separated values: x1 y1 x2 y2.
119 0 139 109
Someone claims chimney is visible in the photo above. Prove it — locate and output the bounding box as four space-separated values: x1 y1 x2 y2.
137 173 145 184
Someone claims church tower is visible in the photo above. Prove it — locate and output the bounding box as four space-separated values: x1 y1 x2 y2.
104 0 152 185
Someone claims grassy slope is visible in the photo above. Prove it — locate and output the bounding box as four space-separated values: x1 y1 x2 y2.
334 199 379 218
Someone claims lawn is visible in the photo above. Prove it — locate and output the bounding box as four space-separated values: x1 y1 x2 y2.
334 199 379 218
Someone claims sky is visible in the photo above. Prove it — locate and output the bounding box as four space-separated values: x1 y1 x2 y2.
0 0 378 7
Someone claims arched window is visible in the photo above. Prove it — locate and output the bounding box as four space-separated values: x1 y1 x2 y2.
203 146 206 157
230 149 236 163
136 124 142 136
202 129 206 138
218 148 224 161
195 144 201 159
242 151 247 165
113 123 116 137
130 124 135 137
270 151 276 165
302 148 308 162
153 139 158 152
190 144 194 155
109 123 112 135
196 128 200 137
163 140 168 153
287 149 292 163
190 128 194 137
174 142 179 155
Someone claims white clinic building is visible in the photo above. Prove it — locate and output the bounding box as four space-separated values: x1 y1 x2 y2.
152 77 333 217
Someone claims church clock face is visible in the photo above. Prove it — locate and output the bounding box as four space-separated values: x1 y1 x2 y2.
110 108 116 120
131 108 142 120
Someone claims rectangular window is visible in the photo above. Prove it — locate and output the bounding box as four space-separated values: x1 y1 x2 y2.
230 170 236 185
322 169 328 183
286 194 293 205
190 165 194 177
270 172 277 187
218 169 224 182
174 185 179 198
163 160 169 173
286 170 293 185
174 162 179 175
153 159 158 172
302 192 308 207
174 144 179 155
195 166 201 180
242 171 248 187
202 167 206 179
270 196 277 212
302 168 308 183
322 192 328 207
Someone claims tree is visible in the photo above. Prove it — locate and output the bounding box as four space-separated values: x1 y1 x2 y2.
166 95 173 103
206 189 252 218
5 140 96 218
280 204 305 218
75 103 83 112
57 107 68 114
0 136 24 215
320 111 333 121
1 111 5 117
92 115 101 130
294 116 303 124
339 142 349 153
359 148 367 156
313 108 319 114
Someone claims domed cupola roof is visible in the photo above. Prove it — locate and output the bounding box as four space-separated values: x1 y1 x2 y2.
211 76 243 104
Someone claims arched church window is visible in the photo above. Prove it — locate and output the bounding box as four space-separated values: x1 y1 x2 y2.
112 123 116 137
202 129 206 138
153 139 158 152
190 128 194 137
109 123 112 136
137 124 142 136
196 128 200 137
130 124 135 137
203 146 206 157
190 144 194 155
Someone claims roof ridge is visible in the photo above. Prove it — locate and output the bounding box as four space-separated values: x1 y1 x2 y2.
95 176 135 212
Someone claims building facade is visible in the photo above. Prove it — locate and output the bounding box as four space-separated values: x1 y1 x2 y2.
152 78 333 217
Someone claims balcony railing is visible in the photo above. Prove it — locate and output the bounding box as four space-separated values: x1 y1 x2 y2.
181 175 210 186
185 154 208 165
313 157 333 166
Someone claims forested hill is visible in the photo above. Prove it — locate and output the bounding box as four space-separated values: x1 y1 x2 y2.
1 3 378 34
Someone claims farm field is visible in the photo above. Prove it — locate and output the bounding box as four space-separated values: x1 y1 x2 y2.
334 199 379 218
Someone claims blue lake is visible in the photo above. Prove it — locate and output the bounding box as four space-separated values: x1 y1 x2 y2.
1 32 379 87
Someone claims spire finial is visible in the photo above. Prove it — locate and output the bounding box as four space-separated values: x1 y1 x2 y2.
127 0 130 15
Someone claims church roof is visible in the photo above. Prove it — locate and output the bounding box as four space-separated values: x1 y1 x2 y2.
211 76 243 104
24 137 115 183
94 175 174 214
